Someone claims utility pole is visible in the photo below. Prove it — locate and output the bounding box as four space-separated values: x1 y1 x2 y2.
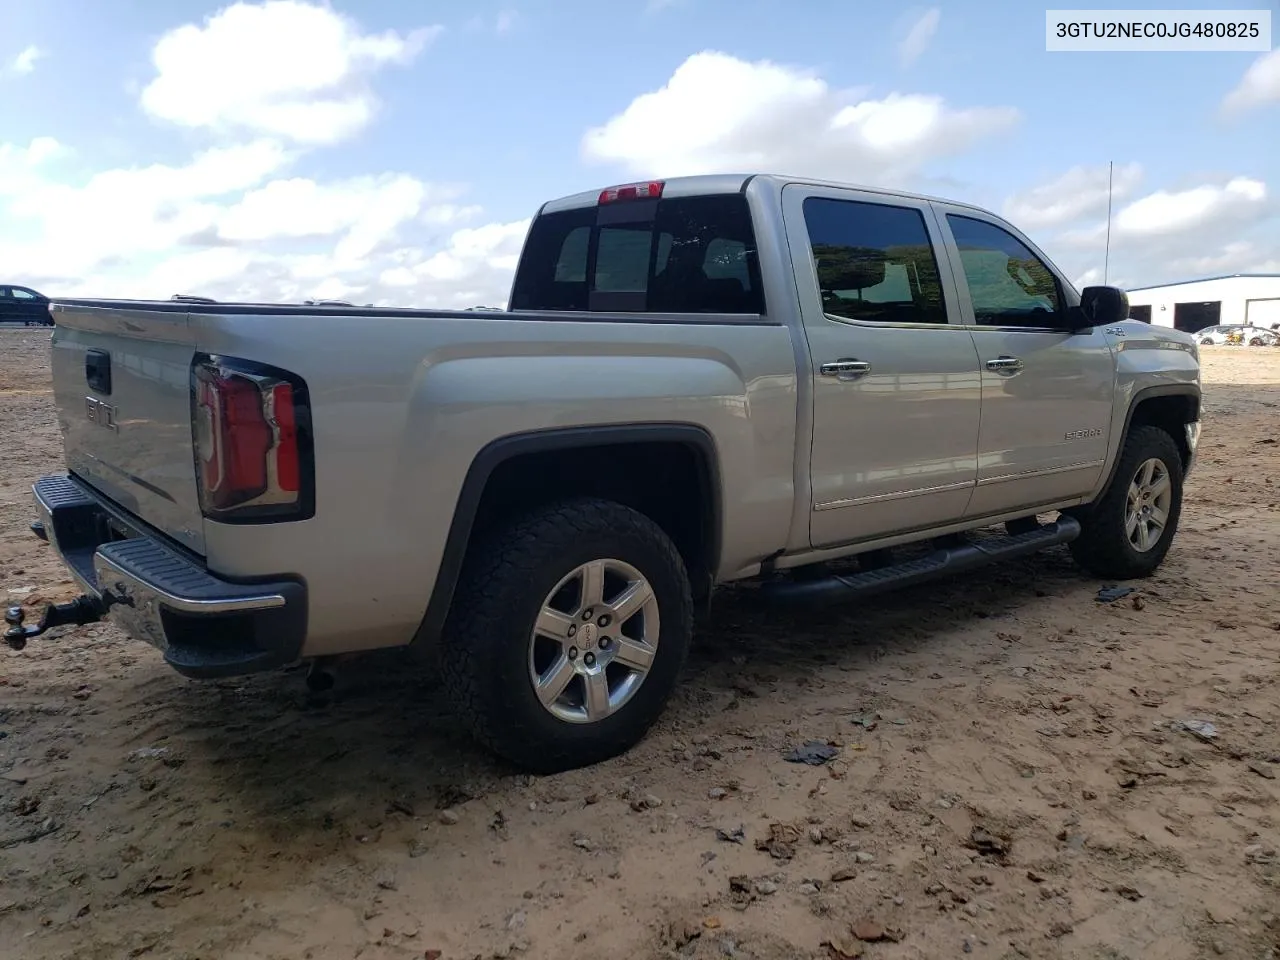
1103 160 1114 285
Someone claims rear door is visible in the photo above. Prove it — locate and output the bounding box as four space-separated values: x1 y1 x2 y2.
781 184 983 549
50 304 206 554
930 203 1116 518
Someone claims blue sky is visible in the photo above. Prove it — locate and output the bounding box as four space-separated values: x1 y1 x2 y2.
1 0 1277 304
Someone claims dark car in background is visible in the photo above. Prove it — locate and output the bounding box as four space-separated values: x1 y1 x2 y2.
0 285 52 325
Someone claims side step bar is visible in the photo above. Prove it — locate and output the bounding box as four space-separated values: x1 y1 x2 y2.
759 516 1081 607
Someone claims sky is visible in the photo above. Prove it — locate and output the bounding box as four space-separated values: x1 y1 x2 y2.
1 0 1278 307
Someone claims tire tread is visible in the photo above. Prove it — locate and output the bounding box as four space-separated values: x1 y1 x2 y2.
439 497 691 772
1069 424 1184 580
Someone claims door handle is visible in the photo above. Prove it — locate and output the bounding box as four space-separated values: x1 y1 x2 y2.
820 359 872 378
985 356 1023 374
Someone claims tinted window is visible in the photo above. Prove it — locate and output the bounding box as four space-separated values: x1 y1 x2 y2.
946 215 1060 326
11 288 35 300
510 194 764 315
801 197 947 325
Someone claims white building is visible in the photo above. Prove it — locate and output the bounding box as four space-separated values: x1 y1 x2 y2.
1124 274 1280 333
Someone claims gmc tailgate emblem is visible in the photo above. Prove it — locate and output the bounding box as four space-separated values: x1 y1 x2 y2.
85 396 118 431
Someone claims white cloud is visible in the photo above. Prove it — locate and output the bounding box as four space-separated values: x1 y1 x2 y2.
378 219 530 300
1056 176 1270 247
898 9 941 67
1003 162 1144 230
0 137 67 192
1221 49 1280 116
1073 267 1104 289
140 0 441 144
1164 241 1280 278
1026 171 1278 289
216 173 429 253
1 141 293 278
581 51 1019 184
9 45 44 75
0 134 525 307
1114 176 1268 237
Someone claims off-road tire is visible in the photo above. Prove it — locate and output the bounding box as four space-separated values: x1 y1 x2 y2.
440 497 693 773
1068 425 1184 580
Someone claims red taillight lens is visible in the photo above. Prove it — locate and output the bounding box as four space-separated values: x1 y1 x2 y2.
193 356 311 522
269 383 300 493
598 180 664 204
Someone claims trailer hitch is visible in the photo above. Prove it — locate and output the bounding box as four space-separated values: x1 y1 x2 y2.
4 596 106 651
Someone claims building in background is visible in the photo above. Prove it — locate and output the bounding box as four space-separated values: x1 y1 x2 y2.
1124 274 1280 333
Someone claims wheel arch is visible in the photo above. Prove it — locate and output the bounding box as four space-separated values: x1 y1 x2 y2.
412 423 723 647
1093 385 1200 501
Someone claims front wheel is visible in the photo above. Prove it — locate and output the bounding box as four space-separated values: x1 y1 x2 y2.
1199 337 1214 346
440 497 692 773
1068 425 1184 580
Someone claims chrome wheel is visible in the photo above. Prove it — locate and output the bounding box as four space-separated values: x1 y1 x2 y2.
1125 457 1172 553
528 558 660 724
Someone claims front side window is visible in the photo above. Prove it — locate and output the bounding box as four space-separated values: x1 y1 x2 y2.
11 288 36 300
801 197 947 325
510 194 764 315
946 215 1061 326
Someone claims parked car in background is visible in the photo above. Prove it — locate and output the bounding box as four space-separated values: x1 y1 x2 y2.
1196 324 1279 346
0 285 52 325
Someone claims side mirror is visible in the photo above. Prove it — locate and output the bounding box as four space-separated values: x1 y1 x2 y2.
1078 285 1129 328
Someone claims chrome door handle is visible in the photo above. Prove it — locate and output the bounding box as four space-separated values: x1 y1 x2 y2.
820 359 872 378
986 356 1023 373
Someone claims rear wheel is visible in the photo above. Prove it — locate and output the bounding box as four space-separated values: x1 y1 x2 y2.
1068 425 1184 580
1199 337 1214 346
440 497 692 773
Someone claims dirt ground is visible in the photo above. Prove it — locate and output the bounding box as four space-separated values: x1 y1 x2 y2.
1 328 1278 960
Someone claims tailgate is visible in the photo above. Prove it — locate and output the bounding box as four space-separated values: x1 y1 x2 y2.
49 303 206 555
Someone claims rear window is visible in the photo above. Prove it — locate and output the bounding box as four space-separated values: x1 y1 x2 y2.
509 194 765 315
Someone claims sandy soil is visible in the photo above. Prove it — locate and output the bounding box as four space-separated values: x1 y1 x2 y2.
2 329 1278 960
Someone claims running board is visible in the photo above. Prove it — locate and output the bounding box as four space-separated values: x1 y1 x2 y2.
759 516 1081 608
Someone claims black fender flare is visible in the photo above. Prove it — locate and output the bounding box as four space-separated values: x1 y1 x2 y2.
1094 384 1201 499
412 423 723 646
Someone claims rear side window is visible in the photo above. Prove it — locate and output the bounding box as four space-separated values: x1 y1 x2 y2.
510 194 765 315
801 197 948 325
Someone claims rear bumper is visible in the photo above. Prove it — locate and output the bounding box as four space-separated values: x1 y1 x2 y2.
32 474 307 679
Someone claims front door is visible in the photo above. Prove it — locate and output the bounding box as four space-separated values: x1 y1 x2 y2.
781 184 983 549
930 204 1117 518
10 287 45 322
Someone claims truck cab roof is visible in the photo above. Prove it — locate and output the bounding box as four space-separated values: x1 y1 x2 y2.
538 173 994 219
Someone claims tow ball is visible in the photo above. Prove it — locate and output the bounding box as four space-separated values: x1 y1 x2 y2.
4 596 105 651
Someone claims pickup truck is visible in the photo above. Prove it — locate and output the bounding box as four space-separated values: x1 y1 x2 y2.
8 173 1202 773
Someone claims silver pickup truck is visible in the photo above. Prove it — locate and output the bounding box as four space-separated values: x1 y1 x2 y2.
9 174 1201 772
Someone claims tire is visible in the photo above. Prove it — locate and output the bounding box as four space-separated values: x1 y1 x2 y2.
1249 337 1264 346
440 497 693 773
1199 338 1214 346
1068 425 1184 580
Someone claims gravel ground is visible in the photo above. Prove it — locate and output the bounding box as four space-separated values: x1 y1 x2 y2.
1 329 1278 960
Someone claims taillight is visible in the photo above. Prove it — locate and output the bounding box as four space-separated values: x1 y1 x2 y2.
192 355 313 522
598 180 664 204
